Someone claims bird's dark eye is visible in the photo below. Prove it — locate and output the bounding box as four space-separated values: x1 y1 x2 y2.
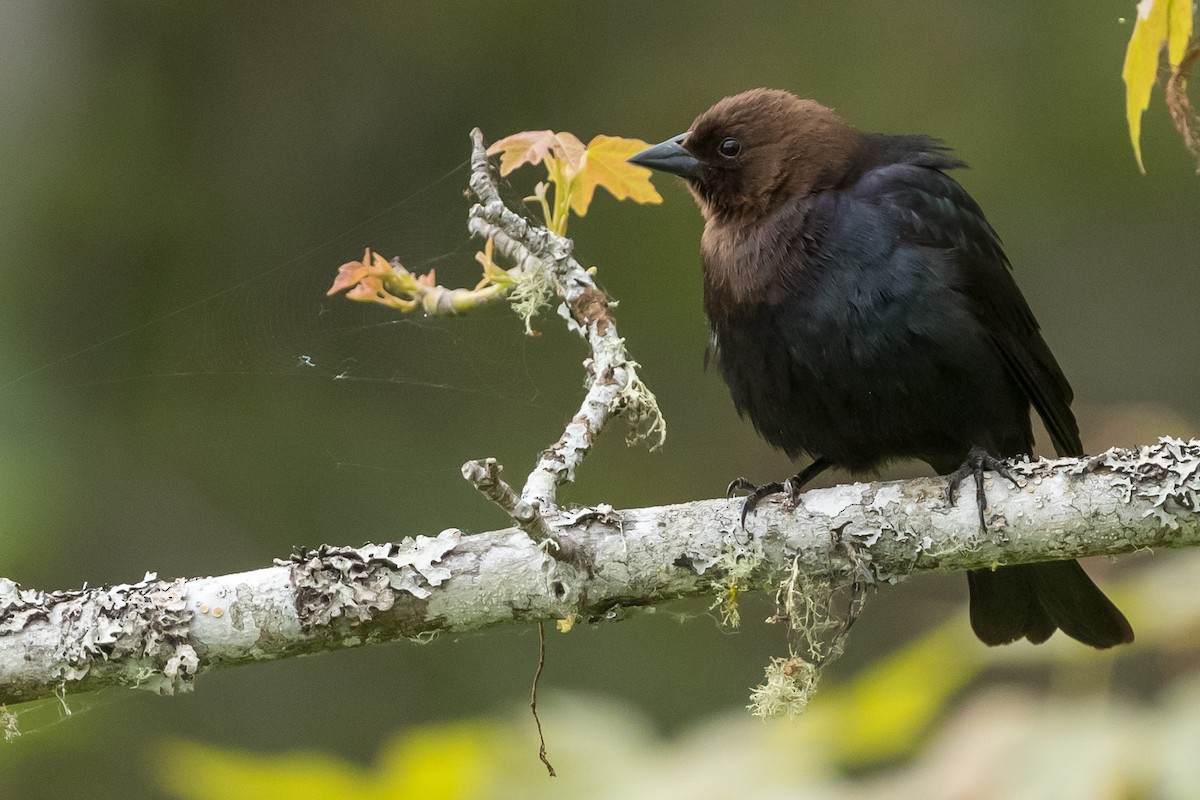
717 137 742 159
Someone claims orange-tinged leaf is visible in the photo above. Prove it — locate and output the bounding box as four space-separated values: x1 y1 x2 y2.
568 180 595 218
550 131 587 175
328 249 390 295
327 260 371 296
486 130 557 176
346 275 386 302
570 135 663 217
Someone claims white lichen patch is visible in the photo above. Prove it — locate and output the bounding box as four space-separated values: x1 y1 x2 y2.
285 529 462 629
144 643 200 695
802 483 866 518
1100 437 1200 529
0 579 48 636
548 417 592 485
555 299 583 335
602 340 667 451
869 483 904 511
558 504 621 527
0 573 195 695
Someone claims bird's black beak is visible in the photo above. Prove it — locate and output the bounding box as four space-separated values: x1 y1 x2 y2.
628 132 699 180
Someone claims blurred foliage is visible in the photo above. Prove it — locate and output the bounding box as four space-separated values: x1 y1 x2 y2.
159 722 502 800
157 687 1200 799
1 1 1199 798
155 552 1200 799
1121 0 1197 171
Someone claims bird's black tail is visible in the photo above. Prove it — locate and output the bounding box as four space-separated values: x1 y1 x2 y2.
967 560 1134 648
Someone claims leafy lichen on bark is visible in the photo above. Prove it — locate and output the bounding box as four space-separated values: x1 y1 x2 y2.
284 531 460 627
0 573 196 700
2 442 1199 708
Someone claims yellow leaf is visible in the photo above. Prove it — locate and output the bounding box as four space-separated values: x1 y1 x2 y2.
1122 0 1194 172
570 135 664 217
1123 0 1169 173
1167 0 1194 65
486 130 557 176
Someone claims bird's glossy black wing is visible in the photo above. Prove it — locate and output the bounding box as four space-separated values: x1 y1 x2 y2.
853 159 1083 457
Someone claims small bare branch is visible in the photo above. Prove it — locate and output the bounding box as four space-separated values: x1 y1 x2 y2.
461 458 556 545
467 128 665 514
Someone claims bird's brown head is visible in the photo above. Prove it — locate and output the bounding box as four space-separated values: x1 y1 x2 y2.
630 88 862 224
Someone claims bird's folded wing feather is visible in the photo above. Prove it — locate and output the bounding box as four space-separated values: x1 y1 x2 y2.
853 161 1083 457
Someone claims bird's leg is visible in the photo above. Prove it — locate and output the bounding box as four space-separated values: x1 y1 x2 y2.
945 446 1021 530
728 457 832 528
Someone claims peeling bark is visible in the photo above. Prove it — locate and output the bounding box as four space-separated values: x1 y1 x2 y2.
2 440 1199 707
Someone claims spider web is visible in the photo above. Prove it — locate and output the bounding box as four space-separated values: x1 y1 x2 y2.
0 161 569 477
0 161 580 737
1 689 123 742
0 159 588 734
158 165 541 402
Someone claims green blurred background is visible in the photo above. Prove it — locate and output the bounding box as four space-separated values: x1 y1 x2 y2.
1 2 1198 797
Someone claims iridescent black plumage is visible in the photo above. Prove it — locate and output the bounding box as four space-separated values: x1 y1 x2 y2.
632 89 1132 648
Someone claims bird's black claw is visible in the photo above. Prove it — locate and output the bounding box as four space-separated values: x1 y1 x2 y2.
782 476 805 507
739 482 786 528
726 477 756 498
945 447 1021 530
731 458 833 529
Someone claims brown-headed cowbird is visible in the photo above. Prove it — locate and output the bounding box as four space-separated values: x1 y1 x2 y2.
630 88 1132 648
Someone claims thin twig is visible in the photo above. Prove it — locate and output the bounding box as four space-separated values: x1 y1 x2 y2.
531 621 556 777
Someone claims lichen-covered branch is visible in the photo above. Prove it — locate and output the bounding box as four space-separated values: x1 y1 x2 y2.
466 128 665 514
3 439 1199 708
